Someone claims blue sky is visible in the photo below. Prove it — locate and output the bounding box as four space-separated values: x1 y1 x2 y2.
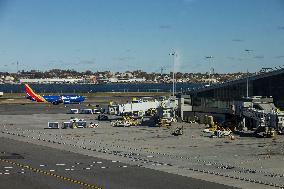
0 0 284 73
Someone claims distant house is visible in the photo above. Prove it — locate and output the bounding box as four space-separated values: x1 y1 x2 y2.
117 78 146 83
201 78 218 83
19 78 84 84
4 76 15 83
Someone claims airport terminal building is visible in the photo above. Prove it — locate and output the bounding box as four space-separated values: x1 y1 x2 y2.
188 68 284 110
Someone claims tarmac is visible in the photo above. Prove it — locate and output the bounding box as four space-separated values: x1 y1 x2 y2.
0 137 234 189
1 103 284 189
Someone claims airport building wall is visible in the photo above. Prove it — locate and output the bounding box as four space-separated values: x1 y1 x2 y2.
189 69 284 110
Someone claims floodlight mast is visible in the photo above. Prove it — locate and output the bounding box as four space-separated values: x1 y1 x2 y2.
205 56 214 86
170 51 176 97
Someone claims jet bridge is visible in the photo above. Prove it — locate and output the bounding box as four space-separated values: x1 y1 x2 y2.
234 96 284 136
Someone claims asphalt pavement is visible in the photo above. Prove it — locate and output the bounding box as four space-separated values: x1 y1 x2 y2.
0 137 238 189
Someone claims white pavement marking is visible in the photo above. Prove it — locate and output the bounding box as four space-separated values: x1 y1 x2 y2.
56 163 66 166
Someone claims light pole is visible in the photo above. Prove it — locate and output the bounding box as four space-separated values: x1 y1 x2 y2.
244 49 253 98
205 56 214 85
16 61 19 74
170 51 177 97
246 69 249 98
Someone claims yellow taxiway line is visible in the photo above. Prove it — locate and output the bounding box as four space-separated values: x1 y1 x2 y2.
0 159 102 189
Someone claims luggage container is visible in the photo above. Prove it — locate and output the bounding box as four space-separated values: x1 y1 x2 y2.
77 121 87 128
47 122 60 129
69 109 79 114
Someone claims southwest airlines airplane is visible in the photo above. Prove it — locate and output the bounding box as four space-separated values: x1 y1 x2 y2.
25 84 85 105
